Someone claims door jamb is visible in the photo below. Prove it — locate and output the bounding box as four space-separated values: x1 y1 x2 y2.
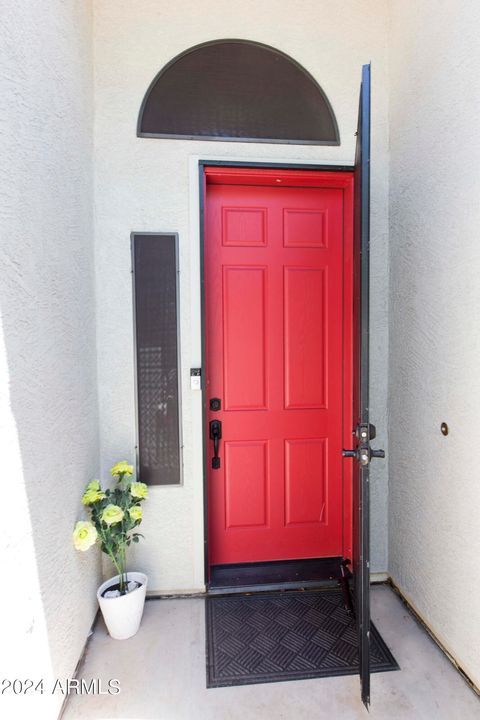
199 160 355 590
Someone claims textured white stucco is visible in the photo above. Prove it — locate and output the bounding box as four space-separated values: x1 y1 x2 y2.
93 0 390 592
388 0 480 690
0 2 99 717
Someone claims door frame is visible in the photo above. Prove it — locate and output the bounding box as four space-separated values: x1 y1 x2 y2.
199 160 355 589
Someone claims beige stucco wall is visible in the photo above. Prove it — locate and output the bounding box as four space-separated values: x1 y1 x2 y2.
388 0 480 690
0 1 99 717
93 0 391 592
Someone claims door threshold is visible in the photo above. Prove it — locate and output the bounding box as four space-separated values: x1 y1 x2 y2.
208 556 343 594
207 578 339 596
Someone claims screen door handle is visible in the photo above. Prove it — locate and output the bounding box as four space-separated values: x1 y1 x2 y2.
342 446 385 465
209 420 222 469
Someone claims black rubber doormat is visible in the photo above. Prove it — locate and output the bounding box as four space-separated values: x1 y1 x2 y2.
206 588 399 687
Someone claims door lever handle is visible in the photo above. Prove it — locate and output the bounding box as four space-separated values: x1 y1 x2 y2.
342 447 369 466
342 446 385 466
209 420 222 469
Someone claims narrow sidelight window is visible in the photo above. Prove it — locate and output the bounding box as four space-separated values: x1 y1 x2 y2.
132 233 182 485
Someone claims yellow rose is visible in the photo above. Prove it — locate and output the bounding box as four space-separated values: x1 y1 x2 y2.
102 504 124 525
110 461 134 477
129 505 142 522
86 480 100 491
82 483 106 505
73 521 98 551
130 482 148 500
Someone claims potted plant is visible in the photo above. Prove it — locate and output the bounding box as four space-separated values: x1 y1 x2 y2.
73 460 149 640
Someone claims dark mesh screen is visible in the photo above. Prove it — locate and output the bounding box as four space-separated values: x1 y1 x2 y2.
139 40 339 145
133 234 181 485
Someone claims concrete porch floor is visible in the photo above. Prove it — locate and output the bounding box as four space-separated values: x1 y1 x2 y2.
64 585 479 720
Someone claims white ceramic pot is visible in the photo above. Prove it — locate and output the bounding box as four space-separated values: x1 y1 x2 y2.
97 572 148 640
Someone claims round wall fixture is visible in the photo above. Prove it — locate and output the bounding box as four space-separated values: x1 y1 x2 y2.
441 422 449 436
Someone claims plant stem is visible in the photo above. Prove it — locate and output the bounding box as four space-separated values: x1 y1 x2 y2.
97 523 123 591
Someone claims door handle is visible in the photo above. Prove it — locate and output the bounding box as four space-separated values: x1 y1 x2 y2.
209 420 222 469
342 446 385 466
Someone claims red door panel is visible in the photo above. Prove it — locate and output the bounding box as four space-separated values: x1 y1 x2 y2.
223 266 267 409
205 177 349 565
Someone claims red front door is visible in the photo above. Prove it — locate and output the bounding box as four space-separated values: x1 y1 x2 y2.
204 167 353 566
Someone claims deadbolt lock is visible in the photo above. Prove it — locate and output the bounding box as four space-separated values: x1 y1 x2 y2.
355 423 377 442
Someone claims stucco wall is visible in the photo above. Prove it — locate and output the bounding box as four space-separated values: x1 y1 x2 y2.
388 0 480 689
94 0 390 591
0 1 99 716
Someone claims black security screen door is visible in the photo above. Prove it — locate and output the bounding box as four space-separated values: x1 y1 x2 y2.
354 61 372 711
347 63 385 708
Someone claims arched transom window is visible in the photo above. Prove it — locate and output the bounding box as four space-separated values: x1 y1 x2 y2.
138 40 339 145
